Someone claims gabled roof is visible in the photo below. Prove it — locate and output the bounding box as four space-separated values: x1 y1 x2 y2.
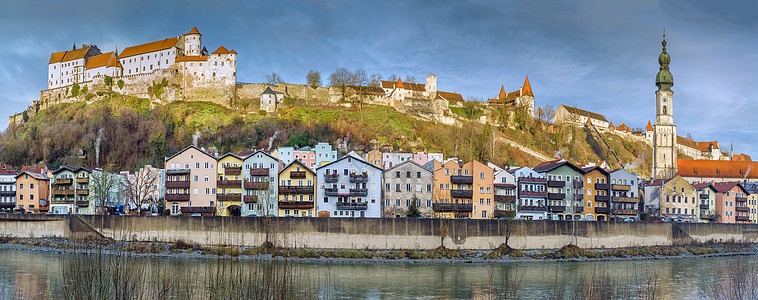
107 55 123 68
186 26 201 35
436 91 464 102
175 55 208 62
242 150 278 162
581 165 609 176
52 166 78 174
692 182 718 192
677 136 698 149
118 37 179 58
279 160 314 174
384 160 432 174
712 181 749 194
558 105 608 122
534 159 583 174
85 52 117 70
15 171 48 180
62 46 92 62
218 152 243 161
732 153 752 161
262 87 283 95
697 141 720 153
49 51 67 64
212 46 233 55
677 159 758 179
646 121 653 131
317 152 382 171
165 145 217 162
21 165 47 174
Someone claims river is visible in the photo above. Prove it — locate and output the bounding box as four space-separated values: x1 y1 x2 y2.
0 248 756 299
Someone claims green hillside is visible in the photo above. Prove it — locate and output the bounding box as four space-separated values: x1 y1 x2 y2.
0 91 652 176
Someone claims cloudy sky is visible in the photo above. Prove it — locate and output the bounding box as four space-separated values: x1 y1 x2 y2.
2 0 757 155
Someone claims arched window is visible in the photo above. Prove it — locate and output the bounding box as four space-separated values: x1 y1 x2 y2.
663 105 667 115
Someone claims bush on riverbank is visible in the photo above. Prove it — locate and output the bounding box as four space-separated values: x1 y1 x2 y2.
488 243 525 258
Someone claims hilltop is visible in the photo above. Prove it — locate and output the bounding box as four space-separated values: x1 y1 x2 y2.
0 91 652 176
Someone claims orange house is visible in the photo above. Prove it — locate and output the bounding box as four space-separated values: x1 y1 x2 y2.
581 166 611 221
431 160 494 219
15 171 50 214
713 182 750 224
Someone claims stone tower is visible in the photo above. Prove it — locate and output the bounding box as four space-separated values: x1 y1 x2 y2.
425 74 437 97
184 27 202 56
652 35 677 179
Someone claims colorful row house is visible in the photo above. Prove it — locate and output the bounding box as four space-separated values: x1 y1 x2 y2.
317 153 383 218
279 160 317 217
430 159 494 219
382 161 434 218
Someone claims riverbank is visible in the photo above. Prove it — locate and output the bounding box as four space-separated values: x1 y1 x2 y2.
1 236 755 264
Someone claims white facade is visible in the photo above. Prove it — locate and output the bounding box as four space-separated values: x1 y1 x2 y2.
316 153 383 218
0 173 16 211
119 47 178 77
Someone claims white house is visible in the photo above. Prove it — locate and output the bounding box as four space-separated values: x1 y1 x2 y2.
316 152 383 218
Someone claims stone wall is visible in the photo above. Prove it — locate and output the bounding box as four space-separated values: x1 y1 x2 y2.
3 214 758 250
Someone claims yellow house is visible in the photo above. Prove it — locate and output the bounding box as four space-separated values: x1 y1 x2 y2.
749 188 758 224
278 160 316 217
216 153 244 216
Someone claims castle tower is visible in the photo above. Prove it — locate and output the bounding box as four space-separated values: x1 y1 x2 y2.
517 76 535 117
184 27 202 56
425 74 437 97
652 34 677 179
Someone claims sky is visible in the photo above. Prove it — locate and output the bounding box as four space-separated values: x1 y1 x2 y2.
1 0 757 155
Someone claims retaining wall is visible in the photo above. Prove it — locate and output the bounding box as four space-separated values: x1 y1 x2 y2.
2 214 757 250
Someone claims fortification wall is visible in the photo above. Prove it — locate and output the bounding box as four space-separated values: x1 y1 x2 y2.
4 214 757 250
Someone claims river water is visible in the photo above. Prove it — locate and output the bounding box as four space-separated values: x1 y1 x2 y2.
0 248 756 299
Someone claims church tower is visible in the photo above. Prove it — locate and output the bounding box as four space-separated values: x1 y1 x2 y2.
652 34 677 179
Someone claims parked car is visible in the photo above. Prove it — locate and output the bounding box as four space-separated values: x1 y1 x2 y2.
622 218 634 222
190 213 202 217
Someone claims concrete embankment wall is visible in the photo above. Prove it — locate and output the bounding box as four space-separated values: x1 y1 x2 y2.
2 214 758 250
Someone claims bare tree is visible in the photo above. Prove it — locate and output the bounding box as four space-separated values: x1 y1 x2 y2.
353 69 368 87
328 68 356 101
266 72 282 85
368 73 383 87
387 74 399 82
90 170 120 214
123 166 160 215
542 104 556 123
405 75 417 84
306 70 322 88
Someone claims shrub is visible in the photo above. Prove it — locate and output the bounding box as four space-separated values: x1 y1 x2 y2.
117 79 124 89
71 84 80 97
258 110 267 116
104 75 113 86
162 209 171 216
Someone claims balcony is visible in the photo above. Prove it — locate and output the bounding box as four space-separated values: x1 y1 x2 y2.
518 205 547 212
701 213 718 220
0 203 14 209
76 200 89 207
612 196 639 203
736 215 750 222
349 188 368 196
595 207 610 214
290 171 307 179
549 205 565 213
278 186 314 194
166 180 190 188
243 195 258 203
736 197 748 203
52 188 74 196
613 209 637 215
76 189 89 196
573 181 584 189
76 177 89 184
547 180 565 188
547 193 565 200
165 194 190 201
450 175 473 184
337 202 368 210
56 178 72 185
349 174 368 183
736 206 750 212
699 194 710 200
324 188 339 196
166 169 190 175
519 177 546 184
595 195 610 202
574 194 584 201
0 191 15 197
433 203 473 212
451 189 473 198
325 174 339 183
51 199 74 204
244 181 269 189
700 204 709 210
611 184 631 191
595 183 610 190
495 195 516 203
250 168 269 176
224 166 241 175
520 191 547 197
217 193 241 201
278 201 315 209
217 180 242 188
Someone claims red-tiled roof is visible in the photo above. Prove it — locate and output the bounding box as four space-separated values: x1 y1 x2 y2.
20 165 47 174
646 121 653 131
85 52 115 70
436 91 464 102
712 181 748 194
522 76 533 97
186 26 201 35
732 153 752 161
49 51 67 64
175 55 208 62
212 46 233 54
677 136 698 149
118 37 178 59
61 46 92 62
107 56 123 68
697 141 720 153
677 159 758 179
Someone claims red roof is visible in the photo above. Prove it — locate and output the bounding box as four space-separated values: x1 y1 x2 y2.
677 159 758 179
395 77 404 89
712 181 748 194
522 76 533 97
498 86 506 99
186 26 201 35
646 121 653 131
697 141 720 153
85 52 116 70
119 37 178 59
175 55 208 62
212 46 233 54
732 153 752 161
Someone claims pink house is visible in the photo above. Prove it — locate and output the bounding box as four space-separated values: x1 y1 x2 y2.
713 182 749 224
293 148 317 171
413 152 428 165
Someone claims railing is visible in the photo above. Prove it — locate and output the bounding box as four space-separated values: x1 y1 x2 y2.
217 193 242 201
451 189 473 198
595 195 610 202
290 171 307 179
574 194 584 201
547 180 565 188
76 200 89 207
349 174 368 183
699 194 709 200
166 180 190 188
736 197 748 203
217 180 242 188
519 177 546 184
243 195 258 203
278 186 314 194
76 177 89 184
547 193 565 200
573 181 583 189
51 199 74 204
0 203 14 209
613 209 637 215
244 181 269 189
250 168 269 176
520 191 547 197
324 188 339 196
337 202 368 210
325 174 339 183
450 175 473 184
701 213 717 220
612 196 639 203
700 204 709 210
433 203 473 212
0 191 15 197
595 183 610 190
736 206 750 212
611 184 631 191
223 166 241 175
595 207 610 214
518 205 547 212
76 189 89 196
166 169 190 175
52 188 74 196
736 215 750 222
278 201 315 209
548 205 565 213
165 194 190 201
349 188 368 196
56 178 73 185
494 195 516 203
